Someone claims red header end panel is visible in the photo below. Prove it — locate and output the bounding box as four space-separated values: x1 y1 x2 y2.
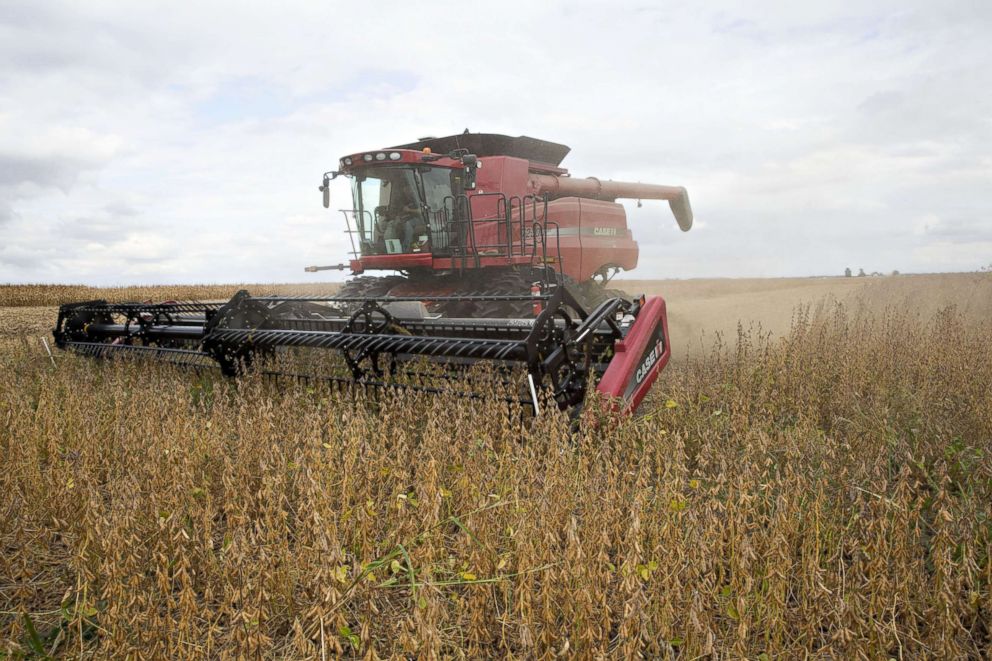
596 296 671 413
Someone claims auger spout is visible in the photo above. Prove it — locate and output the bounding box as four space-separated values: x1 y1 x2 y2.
529 174 693 231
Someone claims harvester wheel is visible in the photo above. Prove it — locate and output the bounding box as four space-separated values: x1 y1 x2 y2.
433 270 534 318
468 271 535 318
335 276 407 312
568 279 629 312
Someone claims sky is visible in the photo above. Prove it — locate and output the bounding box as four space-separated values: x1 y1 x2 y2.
1 0 990 285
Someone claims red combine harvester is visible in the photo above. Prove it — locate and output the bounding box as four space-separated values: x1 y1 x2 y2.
309 132 692 315
54 133 692 416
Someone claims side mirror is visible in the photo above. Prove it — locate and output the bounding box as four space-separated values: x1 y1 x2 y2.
320 171 340 209
320 177 330 208
461 154 478 190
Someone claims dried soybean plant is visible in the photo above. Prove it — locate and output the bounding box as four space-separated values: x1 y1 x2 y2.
1 300 990 658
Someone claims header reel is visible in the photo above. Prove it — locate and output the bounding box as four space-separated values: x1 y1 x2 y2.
53 284 671 417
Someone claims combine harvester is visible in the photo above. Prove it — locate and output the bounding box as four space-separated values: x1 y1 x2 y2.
54 133 692 416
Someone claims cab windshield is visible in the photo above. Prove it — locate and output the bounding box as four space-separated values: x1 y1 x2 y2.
350 165 456 255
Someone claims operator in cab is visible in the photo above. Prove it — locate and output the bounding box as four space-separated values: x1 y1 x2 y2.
378 200 428 253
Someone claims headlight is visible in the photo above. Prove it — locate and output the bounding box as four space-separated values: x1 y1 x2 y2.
375 152 387 161
343 157 353 166
362 154 373 162
389 152 401 161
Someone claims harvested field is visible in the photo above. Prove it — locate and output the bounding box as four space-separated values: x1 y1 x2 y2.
1 275 991 657
0 307 56 339
620 271 992 357
0 283 343 308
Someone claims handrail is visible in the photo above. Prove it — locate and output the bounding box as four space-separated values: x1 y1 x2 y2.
345 192 556 280
339 209 375 258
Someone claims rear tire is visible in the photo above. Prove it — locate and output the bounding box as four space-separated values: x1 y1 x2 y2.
433 269 536 318
566 279 629 312
335 276 408 312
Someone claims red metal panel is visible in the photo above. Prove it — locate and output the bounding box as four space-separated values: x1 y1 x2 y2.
357 253 433 270
546 198 638 281
470 156 531 217
596 296 670 413
576 198 637 281
545 198 583 281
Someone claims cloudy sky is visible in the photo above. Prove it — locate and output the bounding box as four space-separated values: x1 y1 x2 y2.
1 1 989 284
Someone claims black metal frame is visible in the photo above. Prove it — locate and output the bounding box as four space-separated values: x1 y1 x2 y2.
53 285 630 414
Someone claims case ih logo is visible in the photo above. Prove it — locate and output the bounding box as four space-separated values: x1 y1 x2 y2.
625 323 666 400
523 227 559 239
593 227 618 237
634 339 664 383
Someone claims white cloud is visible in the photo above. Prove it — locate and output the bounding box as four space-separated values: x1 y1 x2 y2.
1 0 990 284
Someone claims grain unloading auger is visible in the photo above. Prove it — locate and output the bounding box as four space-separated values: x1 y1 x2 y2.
53 132 691 415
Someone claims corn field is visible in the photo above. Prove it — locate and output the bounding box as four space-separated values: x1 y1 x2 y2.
1 299 990 658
